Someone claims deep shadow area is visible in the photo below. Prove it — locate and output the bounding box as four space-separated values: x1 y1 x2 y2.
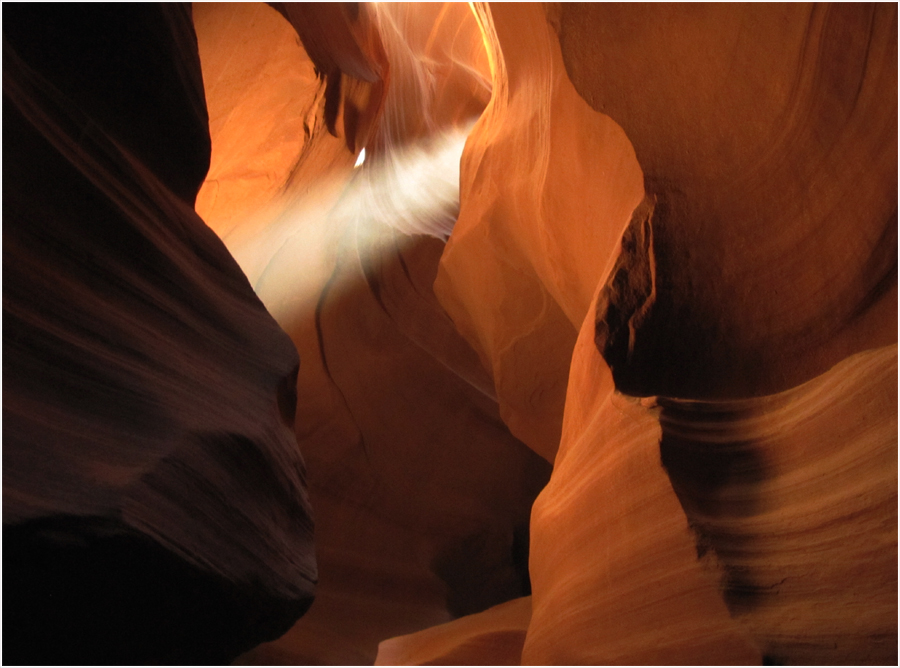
3 515 312 665
658 399 772 614
431 523 533 618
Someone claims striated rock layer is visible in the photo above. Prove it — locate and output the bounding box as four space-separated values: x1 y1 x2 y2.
3 4 315 664
659 345 898 664
524 294 761 665
200 2 895 664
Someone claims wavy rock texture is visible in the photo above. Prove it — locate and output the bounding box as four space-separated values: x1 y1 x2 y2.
524 299 761 665
429 2 896 666
189 4 550 664
3 4 315 664
434 3 646 463
5 2 896 665
660 345 898 664
557 2 898 399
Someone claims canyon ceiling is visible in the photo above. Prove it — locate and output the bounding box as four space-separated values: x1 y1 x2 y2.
2 2 897 665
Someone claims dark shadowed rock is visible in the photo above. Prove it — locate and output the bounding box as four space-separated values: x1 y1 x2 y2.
3 4 315 663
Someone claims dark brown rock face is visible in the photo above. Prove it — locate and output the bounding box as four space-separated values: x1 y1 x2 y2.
3 4 315 664
558 3 898 399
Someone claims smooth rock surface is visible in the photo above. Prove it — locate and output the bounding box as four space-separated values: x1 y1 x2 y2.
660 345 898 664
524 301 761 665
434 2 645 463
429 3 897 665
558 2 898 399
375 596 532 666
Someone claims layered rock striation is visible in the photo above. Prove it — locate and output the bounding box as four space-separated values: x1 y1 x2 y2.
3 4 315 664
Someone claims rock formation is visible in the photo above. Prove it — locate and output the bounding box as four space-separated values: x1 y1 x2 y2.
3 2 896 665
3 5 315 664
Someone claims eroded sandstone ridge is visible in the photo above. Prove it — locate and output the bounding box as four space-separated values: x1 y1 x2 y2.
379 2 897 665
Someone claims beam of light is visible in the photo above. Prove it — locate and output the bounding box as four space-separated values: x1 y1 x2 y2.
349 123 473 240
219 126 472 329
196 2 491 332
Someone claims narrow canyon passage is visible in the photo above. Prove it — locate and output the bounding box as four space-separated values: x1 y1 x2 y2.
3 3 896 666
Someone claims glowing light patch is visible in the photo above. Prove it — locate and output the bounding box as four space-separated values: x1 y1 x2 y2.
202 0 492 331
217 127 472 329
350 125 472 240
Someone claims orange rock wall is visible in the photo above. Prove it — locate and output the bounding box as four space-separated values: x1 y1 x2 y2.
193 2 894 664
435 2 645 462
191 4 551 664
425 2 896 665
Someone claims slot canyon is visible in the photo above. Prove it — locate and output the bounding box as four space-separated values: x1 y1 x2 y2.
2 2 897 665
